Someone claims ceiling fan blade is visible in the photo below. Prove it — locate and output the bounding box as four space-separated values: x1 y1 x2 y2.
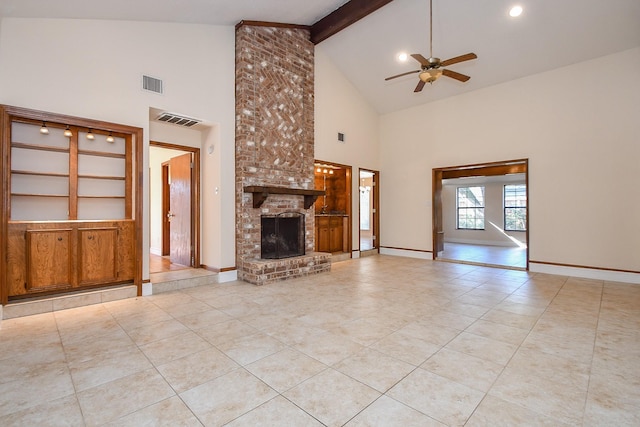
414 80 426 93
410 54 430 67
385 69 420 81
442 68 471 82
440 53 477 67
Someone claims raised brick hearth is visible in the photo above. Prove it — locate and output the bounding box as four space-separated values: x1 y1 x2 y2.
235 23 331 285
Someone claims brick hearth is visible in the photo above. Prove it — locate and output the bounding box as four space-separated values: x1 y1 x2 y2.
235 23 331 285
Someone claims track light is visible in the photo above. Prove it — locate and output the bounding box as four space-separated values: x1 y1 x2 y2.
40 122 49 134
106 132 114 143
86 129 95 140
64 126 73 137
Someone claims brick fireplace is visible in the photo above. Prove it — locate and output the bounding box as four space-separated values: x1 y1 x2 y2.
235 22 331 285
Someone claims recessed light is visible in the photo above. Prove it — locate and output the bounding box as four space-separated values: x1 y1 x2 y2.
397 52 408 62
509 5 523 17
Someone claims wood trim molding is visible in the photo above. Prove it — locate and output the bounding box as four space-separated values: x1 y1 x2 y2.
0 106 9 304
311 0 395 44
201 265 237 273
530 260 640 275
236 20 310 31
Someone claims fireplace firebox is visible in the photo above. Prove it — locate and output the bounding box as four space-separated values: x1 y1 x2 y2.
261 213 305 259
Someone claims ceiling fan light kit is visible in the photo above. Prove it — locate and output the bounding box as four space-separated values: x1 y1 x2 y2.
385 0 477 92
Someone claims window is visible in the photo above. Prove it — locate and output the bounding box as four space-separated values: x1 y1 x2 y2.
504 184 527 231
457 186 485 230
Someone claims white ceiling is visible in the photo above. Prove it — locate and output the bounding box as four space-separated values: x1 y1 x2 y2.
1 0 639 114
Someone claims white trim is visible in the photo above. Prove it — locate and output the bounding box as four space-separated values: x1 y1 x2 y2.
218 270 238 283
352 251 361 259
529 262 640 284
380 247 432 260
142 282 153 296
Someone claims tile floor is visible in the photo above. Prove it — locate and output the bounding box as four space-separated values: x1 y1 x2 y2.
1 255 639 426
440 242 528 269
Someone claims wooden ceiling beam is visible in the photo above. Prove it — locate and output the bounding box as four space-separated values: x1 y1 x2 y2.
310 0 395 45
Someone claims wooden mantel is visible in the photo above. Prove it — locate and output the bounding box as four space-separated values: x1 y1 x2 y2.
244 186 325 209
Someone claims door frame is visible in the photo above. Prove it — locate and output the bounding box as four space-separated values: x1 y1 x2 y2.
150 141 201 268
432 159 529 270
314 159 352 255
358 168 380 253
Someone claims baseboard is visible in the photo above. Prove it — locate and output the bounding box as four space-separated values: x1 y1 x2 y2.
218 270 238 283
529 261 640 284
380 247 432 260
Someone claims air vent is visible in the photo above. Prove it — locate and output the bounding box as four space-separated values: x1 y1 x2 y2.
156 112 202 128
142 75 163 94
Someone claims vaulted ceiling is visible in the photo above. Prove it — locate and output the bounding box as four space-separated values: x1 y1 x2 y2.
1 0 639 114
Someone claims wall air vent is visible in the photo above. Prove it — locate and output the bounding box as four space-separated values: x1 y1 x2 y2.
155 112 202 128
142 75 163 94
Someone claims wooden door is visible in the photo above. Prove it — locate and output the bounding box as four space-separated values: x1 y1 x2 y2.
329 216 344 252
316 217 330 252
78 228 117 285
26 229 72 291
169 153 192 266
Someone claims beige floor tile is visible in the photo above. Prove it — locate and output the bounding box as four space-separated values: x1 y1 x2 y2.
77 368 175 427
0 332 65 370
506 347 590 390
245 348 327 393
334 348 416 393
445 331 518 365
370 330 441 366
465 319 529 345
396 320 461 346
388 368 485 426
327 318 396 346
126 318 190 345
70 347 153 392
284 368 380 427
225 395 324 426
180 369 278 426
104 396 203 427
293 331 364 365
176 307 233 330
157 347 239 393
481 308 539 330
216 332 287 366
0 312 58 336
421 348 504 392
139 331 212 366
62 328 137 365
466 394 570 426
489 367 587 425
520 330 595 364
58 317 123 346
195 319 260 346
114 307 174 332
1 395 84 427
160 299 214 319
53 304 114 330
422 309 478 330
0 360 75 417
346 395 445 426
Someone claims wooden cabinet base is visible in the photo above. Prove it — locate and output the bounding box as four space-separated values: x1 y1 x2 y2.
6 220 134 298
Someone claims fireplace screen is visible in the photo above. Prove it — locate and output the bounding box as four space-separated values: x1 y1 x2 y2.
261 213 305 259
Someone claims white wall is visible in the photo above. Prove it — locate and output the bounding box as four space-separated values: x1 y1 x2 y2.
0 18 237 277
314 47 381 251
442 180 527 247
380 47 640 274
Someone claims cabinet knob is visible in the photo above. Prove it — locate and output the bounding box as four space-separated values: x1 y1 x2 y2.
58 237 63 241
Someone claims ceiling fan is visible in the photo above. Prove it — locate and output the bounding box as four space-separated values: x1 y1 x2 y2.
385 0 477 92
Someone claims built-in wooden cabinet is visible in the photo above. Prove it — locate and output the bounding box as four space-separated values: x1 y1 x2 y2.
1 105 143 303
315 215 347 253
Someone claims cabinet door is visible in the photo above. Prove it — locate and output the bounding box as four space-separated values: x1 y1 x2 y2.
26 229 72 291
78 228 118 285
329 217 344 252
316 217 330 252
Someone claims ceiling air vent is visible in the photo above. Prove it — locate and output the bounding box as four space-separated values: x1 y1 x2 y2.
142 75 163 94
156 112 202 128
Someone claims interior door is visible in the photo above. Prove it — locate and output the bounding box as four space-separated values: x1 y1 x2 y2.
169 153 192 266
433 169 444 257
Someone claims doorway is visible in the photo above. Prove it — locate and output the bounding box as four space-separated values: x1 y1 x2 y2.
359 169 380 255
150 141 201 273
432 159 528 270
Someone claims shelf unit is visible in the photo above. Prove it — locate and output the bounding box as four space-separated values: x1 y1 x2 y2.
0 105 143 303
